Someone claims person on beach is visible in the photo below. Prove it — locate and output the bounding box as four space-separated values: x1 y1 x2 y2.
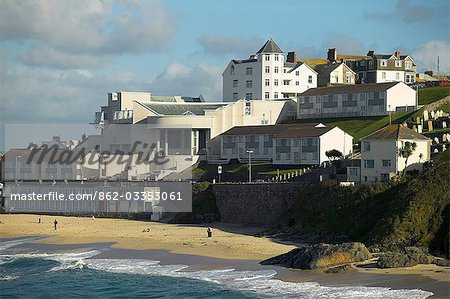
54 219 58 230
207 227 212 238
39 216 41 224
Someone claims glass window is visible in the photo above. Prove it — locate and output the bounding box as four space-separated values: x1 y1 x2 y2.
380 60 387 67
265 92 269 99
274 92 278 99
233 93 238 100
382 72 386 80
364 160 374 168
265 55 270 61
308 75 313 84
296 81 299 86
265 66 270 73
274 66 279 73
274 79 279 86
246 80 252 88
245 93 252 101
369 60 374 69
233 80 238 87
363 141 371 151
265 79 270 86
275 55 279 61
395 60 402 67
230 65 235 75
382 159 391 167
295 70 299 76
246 67 253 75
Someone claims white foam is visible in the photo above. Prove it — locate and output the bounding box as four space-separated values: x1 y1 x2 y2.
81 258 433 299
0 275 19 281
0 237 42 251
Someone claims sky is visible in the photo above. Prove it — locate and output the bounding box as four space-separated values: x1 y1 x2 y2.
0 0 449 150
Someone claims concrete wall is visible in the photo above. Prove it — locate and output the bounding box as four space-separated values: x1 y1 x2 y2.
213 182 306 226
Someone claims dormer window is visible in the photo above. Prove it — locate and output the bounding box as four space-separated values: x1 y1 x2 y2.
395 60 402 67
405 61 412 69
380 60 387 67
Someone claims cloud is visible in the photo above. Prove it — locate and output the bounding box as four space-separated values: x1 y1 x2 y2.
0 0 177 69
0 64 149 124
412 40 450 73
364 0 433 23
149 63 222 100
323 34 365 55
198 35 263 55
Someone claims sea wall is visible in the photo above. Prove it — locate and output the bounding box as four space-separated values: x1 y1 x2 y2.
213 182 305 226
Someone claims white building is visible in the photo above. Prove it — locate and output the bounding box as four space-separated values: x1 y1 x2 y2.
222 39 317 102
297 82 417 119
358 124 431 183
220 124 353 165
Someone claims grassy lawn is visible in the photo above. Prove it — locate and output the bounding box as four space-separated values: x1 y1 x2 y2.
418 86 450 105
293 111 414 142
436 101 450 114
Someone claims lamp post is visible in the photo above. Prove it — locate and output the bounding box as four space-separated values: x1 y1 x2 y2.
246 150 253 183
15 155 22 180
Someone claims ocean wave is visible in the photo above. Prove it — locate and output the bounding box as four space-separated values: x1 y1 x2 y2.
82 258 433 299
0 250 434 299
0 275 19 281
0 237 43 251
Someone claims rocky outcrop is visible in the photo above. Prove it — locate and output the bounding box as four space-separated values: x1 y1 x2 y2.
377 247 434 268
260 242 370 270
325 264 353 273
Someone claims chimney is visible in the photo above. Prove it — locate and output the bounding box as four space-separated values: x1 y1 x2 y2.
327 48 337 62
367 50 375 57
286 51 297 63
394 51 400 58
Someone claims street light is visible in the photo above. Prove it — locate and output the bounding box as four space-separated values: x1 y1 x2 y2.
246 150 253 183
15 155 22 180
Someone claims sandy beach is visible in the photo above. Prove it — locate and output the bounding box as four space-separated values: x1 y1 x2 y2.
0 213 449 287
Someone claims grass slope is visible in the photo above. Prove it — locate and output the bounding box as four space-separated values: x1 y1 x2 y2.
418 86 450 105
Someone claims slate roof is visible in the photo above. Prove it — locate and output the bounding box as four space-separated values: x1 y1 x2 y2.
299 82 400 96
231 58 257 64
256 38 283 54
141 103 227 116
361 124 430 141
314 63 342 76
222 123 335 138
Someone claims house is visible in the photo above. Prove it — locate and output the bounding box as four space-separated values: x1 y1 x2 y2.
314 62 356 87
359 124 431 183
297 82 417 119
222 38 317 102
327 48 417 84
220 123 353 165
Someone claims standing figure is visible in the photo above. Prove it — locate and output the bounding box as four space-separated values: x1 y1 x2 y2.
54 219 58 230
207 227 212 238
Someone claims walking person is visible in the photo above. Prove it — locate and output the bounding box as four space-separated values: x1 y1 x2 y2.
207 227 212 238
54 219 58 230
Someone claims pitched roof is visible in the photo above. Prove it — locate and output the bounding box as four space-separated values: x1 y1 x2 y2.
222 123 334 138
140 102 227 116
337 54 371 60
256 38 283 54
300 58 329 68
232 58 257 64
362 124 430 141
299 82 401 96
314 63 341 75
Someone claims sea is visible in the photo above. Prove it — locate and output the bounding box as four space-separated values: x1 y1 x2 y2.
0 237 434 299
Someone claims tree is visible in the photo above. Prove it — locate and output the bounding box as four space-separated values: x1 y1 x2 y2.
400 141 417 176
325 149 343 161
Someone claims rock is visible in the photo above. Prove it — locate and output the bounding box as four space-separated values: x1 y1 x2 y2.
377 247 434 268
260 242 371 270
325 264 353 273
432 259 450 267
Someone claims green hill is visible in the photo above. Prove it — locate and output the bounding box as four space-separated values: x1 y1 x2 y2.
418 86 450 105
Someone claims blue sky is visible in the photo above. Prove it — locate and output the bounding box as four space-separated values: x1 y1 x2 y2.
0 0 449 150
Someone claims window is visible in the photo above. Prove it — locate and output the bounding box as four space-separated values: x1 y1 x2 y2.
274 66 279 73
296 81 299 86
368 60 374 69
230 65 235 75
274 79 279 86
274 92 278 99
245 93 252 101
361 60 366 67
405 61 412 69
382 159 391 167
233 93 238 100
308 75 313 84
295 70 299 76
265 66 270 73
382 72 386 80
395 60 402 67
364 160 375 168
265 92 270 99
276 153 281 160
349 168 358 177
380 60 387 67
286 153 291 160
283 80 290 86
283 68 287 73
246 67 253 75
265 79 270 86
246 80 252 88
264 135 270 142
363 141 371 152
395 73 400 80
233 80 238 88
265 55 270 61
275 55 279 61
245 101 251 115
276 139 281 146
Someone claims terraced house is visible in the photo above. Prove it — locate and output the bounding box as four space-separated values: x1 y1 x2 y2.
327 48 417 84
297 82 417 119
220 124 353 165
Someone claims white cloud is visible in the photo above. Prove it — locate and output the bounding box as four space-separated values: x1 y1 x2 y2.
149 63 222 100
0 0 177 69
412 40 450 73
364 0 433 23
